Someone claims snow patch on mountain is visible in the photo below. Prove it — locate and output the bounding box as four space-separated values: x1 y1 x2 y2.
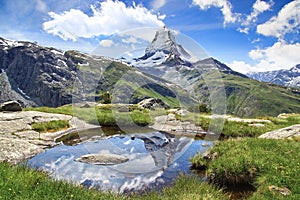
144 28 199 63
0 38 23 50
247 64 300 87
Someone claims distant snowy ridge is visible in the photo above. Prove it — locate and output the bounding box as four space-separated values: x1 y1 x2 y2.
247 64 300 87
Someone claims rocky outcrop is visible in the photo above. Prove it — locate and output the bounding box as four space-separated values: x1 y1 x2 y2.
0 38 80 107
138 98 170 110
150 114 204 137
0 110 99 164
0 100 22 111
258 125 300 139
75 153 129 165
0 37 193 108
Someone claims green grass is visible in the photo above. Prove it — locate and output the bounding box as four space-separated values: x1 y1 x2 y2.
195 73 300 118
31 120 70 133
0 162 228 200
25 105 167 127
178 113 300 138
192 138 300 199
0 162 123 200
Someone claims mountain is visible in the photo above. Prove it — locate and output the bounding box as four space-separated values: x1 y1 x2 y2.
128 28 300 117
0 37 193 108
129 28 197 78
129 28 246 90
247 64 300 88
1 34 300 117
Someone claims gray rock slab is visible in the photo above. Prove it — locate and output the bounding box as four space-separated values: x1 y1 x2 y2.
75 153 129 165
259 124 300 139
0 137 43 164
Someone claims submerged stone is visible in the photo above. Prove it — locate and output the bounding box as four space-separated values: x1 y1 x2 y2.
75 153 129 165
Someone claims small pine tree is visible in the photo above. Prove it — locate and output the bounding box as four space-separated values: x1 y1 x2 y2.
101 91 112 104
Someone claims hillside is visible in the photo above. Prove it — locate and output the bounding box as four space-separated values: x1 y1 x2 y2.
0 37 193 108
195 72 300 117
129 28 300 117
1 34 300 117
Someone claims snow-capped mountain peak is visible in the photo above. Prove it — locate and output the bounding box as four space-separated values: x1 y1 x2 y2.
143 27 198 63
0 37 39 50
146 28 180 55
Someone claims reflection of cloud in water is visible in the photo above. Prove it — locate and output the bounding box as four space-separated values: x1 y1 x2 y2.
120 170 164 193
27 131 211 193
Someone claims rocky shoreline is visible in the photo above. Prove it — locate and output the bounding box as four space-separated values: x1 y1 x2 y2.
0 110 99 164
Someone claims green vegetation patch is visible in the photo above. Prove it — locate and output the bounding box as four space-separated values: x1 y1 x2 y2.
0 162 228 200
31 120 70 133
195 73 300 118
26 105 166 127
179 113 300 138
195 138 300 199
0 162 123 200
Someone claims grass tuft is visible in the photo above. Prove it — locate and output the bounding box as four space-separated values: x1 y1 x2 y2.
192 138 300 199
0 163 228 200
31 120 70 133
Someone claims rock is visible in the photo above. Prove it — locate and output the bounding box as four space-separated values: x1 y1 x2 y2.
167 108 189 116
167 109 178 114
277 113 298 119
249 123 265 127
259 125 300 139
150 114 203 136
175 109 189 116
72 102 98 108
0 101 22 112
0 137 43 164
138 98 170 110
268 185 291 196
0 110 100 164
203 115 271 124
75 153 129 165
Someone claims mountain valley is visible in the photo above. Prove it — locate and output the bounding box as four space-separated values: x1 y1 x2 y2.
1 29 300 117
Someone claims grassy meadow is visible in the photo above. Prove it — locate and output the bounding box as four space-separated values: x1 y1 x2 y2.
202 138 300 200
25 105 165 127
0 162 227 200
7 106 299 199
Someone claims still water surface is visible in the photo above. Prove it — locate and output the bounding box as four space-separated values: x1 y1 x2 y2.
27 128 211 193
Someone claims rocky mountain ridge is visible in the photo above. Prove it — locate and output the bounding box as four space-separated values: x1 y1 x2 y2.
247 64 300 88
0 36 192 108
127 29 300 117
1 34 300 117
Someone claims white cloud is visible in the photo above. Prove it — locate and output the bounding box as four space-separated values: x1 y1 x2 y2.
121 36 138 44
253 0 272 13
228 41 300 73
226 61 254 74
256 0 300 39
249 49 264 60
99 39 114 47
238 0 273 34
43 0 165 41
249 41 300 72
35 0 47 13
192 0 238 25
151 0 167 10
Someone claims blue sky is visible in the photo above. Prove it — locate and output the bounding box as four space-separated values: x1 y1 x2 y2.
0 0 299 73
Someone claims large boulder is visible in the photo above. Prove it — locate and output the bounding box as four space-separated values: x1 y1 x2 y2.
0 101 22 112
259 124 300 139
75 153 129 165
138 98 170 110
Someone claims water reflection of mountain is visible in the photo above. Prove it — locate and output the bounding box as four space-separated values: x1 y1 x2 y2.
27 131 211 193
